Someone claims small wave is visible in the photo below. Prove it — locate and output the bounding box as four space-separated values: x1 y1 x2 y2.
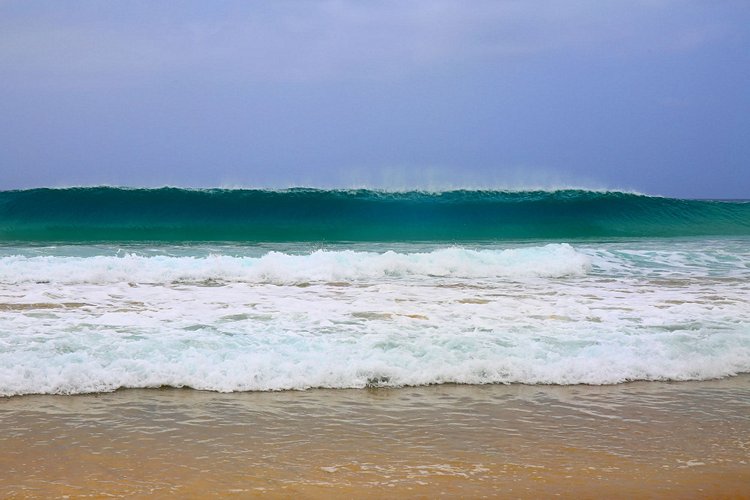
2 329 748 396
0 244 590 284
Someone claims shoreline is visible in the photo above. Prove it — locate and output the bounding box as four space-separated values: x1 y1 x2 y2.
3 371 750 399
2 376 749 497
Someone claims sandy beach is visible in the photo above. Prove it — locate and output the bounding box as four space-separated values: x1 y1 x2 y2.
2 376 748 498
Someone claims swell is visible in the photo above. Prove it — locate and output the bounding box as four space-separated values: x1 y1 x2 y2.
1 187 748 242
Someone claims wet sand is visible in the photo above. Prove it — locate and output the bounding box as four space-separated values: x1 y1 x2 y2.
1 377 749 498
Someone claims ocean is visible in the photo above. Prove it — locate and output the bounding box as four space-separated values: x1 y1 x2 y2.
1 187 749 396
2 187 750 496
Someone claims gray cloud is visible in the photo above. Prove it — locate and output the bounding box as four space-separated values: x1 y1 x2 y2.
0 0 748 197
0 0 737 86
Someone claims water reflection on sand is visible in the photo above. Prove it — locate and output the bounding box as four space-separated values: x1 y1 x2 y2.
1 377 749 497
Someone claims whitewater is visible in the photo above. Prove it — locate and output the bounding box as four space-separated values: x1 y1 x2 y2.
1 238 749 396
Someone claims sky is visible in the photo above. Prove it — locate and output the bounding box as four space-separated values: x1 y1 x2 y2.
0 0 748 198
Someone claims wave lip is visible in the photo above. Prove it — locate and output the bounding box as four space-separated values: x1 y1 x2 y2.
1 187 749 242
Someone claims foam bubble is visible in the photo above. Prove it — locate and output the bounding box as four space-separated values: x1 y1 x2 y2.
1 240 749 396
0 244 591 285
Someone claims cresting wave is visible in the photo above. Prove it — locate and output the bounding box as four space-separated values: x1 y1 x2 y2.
1 187 749 242
2 188 749 396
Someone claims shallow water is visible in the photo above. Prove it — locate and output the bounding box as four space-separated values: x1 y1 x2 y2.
2 378 749 497
1 238 749 395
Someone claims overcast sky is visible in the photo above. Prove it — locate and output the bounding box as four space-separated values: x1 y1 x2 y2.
1 0 748 197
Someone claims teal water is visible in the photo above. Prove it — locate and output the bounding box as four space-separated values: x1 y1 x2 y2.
1 187 748 242
1 187 749 396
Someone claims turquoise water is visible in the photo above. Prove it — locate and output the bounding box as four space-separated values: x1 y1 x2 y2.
1 188 748 396
1 188 748 242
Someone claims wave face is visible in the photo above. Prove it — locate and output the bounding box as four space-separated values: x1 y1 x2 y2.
1 187 749 242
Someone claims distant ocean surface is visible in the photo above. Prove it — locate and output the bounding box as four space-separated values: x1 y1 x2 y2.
1 187 749 396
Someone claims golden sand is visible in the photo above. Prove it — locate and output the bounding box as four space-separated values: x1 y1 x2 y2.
1 377 749 498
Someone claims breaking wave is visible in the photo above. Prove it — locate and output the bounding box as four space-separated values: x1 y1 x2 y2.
1 187 748 242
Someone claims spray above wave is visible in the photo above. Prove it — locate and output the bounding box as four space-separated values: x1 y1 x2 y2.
1 187 749 242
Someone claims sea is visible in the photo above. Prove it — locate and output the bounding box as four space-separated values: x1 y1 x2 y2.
1 187 749 397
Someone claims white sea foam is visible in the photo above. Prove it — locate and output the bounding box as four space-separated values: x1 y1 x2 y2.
1 240 749 396
0 244 591 285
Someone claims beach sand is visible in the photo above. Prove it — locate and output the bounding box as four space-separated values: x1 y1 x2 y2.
1 376 749 498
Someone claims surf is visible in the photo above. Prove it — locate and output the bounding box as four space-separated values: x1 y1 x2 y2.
0 244 591 284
